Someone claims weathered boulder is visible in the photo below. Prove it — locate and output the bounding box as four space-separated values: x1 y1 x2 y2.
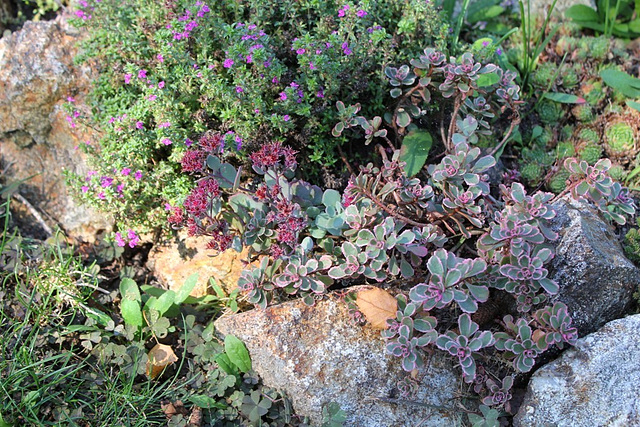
147 232 249 297
0 11 110 240
549 197 640 336
514 314 640 427
214 290 461 427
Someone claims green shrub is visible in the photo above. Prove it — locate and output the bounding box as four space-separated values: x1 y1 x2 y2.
66 0 449 233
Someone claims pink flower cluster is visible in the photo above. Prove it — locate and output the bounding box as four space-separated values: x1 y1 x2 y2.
115 229 140 248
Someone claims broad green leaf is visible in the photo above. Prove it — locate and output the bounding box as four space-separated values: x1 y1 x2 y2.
120 299 143 328
0 412 10 427
626 100 640 113
600 69 640 98
215 353 239 375
175 273 199 304
565 4 599 21
224 334 252 373
189 394 227 409
399 130 433 177
544 92 586 104
119 278 141 302
322 189 341 207
477 72 500 87
145 290 176 317
468 5 504 23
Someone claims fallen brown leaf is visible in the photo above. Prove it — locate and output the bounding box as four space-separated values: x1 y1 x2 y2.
147 343 178 379
355 287 397 329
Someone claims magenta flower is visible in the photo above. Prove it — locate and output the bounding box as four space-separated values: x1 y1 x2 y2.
100 176 113 188
185 138 193 147
81 185 89 193
279 92 287 101
357 9 368 17
121 167 131 176
98 192 106 200
115 232 125 247
157 54 164 62
67 96 75 103
127 229 139 248
161 138 172 145
158 81 165 89
236 86 244 93
296 48 306 55
223 58 234 68
138 69 147 79
136 121 144 129
134 170 143 181
283 115 290 121
148 94 157 101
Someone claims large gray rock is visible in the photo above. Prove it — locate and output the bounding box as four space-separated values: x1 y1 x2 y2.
0 12 111 240
514 314 640 426
214 289 462 427
549 197 640 336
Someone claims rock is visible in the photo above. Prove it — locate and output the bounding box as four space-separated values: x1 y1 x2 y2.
514 314 640 427
528 0 595 16
549 197 640 336
0 11 111 240
147 232 250 297
214 289 461 427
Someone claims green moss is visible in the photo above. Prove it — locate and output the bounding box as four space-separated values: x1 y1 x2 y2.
548 170 571 194
604 122 635 156
536 100 564 125
579 142 603 165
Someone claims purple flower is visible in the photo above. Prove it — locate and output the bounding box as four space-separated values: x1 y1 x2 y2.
223 58 234 68
124 73 132 84
272 77 279 84
98 192 106 200
496 48 503 55
121 167 131 176
115 232 125 247
317 89 325 98
235 136 243 150
127 229 139 248
81 185 89 193
157 54 164 62
117 183 125 194
138 69 147 79
100 176 114 188
246 54 253 63
185 138 193 147
148 94 157 101
283 115 290 122
136 121 144 129
236 86 244 93
158 81 165 89
161 138 172 145
279 92 287 101
357 9 368 17
296 48 306 55
67 96 75 103
482 41 489 47
134 171 143 181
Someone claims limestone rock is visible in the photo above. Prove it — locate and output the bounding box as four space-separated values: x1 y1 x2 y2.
214 290 461 427
147 232 249 297
514 314 640 427
549 197 640 336
0 11 111 240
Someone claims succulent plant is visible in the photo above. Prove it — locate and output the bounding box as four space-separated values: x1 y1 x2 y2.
409 249 489 313
494 315 542 372
576 127 600 145
435 314 494 382
554 36 577 57
578 142 603 165
532 302 578 349
586 36 610 61
519 163 545 185
532 62 557 88
548 169 571 194
608 163 628 181
532 127 553 147
561 66 579 88
604 121 636 158
556 141 576 159
536 100 564 125
572 104 594 122
581 80 606 106
561 125 574 141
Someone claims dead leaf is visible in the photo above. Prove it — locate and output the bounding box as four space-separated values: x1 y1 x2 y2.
147 343 178 379
355 288 397 329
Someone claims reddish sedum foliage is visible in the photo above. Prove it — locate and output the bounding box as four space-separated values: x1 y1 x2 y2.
199 132 224 153
249 141 297 170
180 150 207 172
183 178 220 216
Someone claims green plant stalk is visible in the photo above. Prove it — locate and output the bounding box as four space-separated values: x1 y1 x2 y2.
533 53 568 111
519 0 560 91
453 0 472 52
610 0 623 36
